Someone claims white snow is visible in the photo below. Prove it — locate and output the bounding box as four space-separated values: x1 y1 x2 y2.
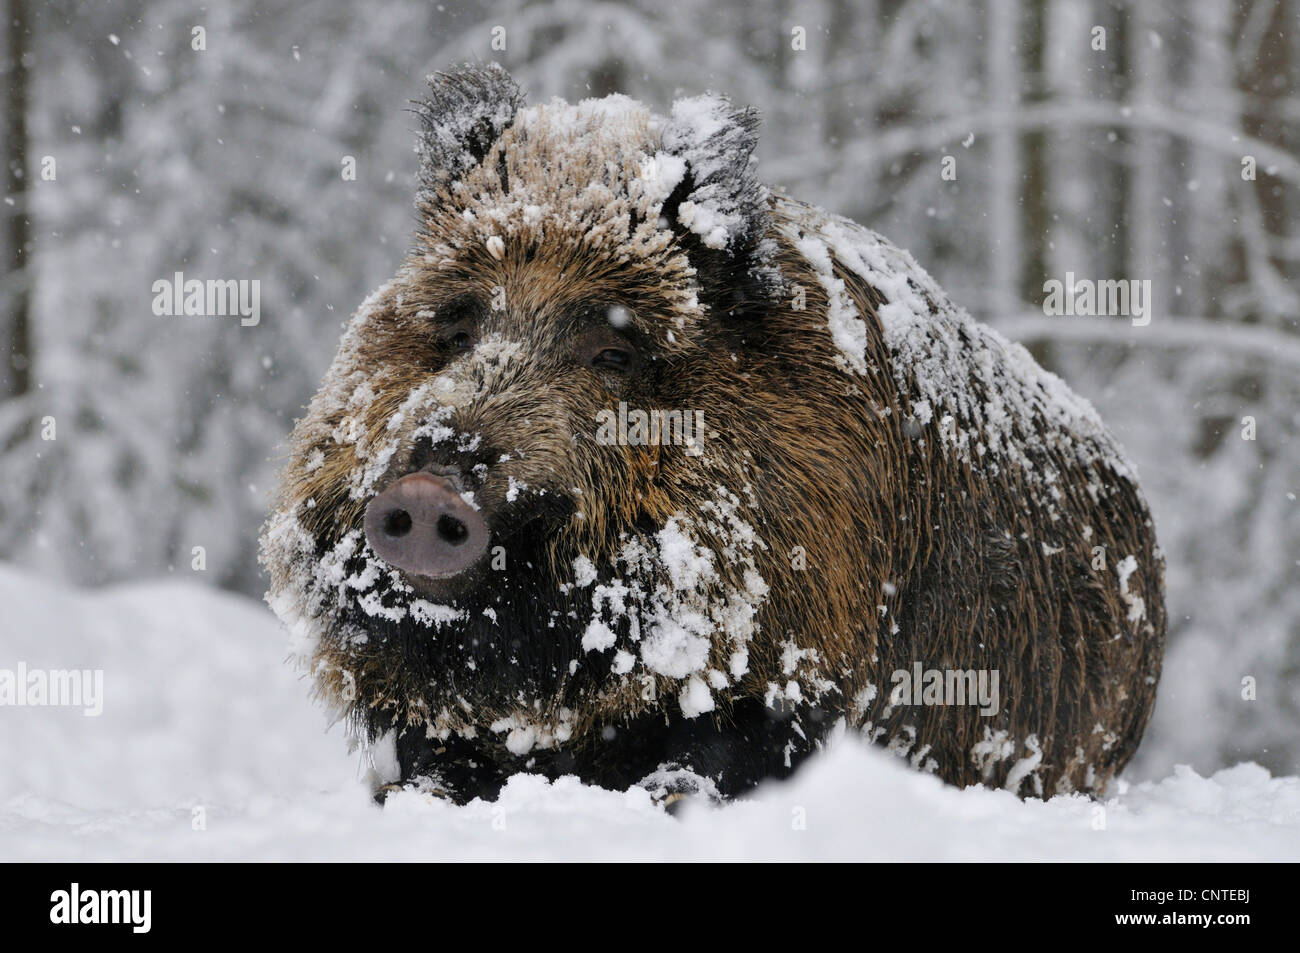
659 94 766 250
2 563 1297 861
677 674 716 718
1116 554 1148 622
573 511 766 714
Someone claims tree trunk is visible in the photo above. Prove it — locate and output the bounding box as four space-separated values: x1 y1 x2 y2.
2 0 31 399
988 0 1021 316
1128 0 1169 322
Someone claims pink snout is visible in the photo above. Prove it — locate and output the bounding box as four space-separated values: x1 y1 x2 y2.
363 472 488 578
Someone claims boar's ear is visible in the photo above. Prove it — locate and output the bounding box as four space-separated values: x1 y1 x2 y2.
658 94 781 319
414 62 525 196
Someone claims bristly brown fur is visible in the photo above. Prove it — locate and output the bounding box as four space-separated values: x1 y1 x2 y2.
260 65 1165 802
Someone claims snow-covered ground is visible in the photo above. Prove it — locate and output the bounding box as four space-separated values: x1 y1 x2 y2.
1 562 1296 861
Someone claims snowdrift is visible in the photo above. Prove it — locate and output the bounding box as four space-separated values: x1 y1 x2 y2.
0 563 1295 861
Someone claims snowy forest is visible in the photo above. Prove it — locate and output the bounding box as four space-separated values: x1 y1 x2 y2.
0 0 1296 793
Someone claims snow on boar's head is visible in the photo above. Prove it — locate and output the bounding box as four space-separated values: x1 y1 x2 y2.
260 64 834 752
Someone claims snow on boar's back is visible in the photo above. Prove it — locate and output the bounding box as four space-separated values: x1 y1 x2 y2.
260 63 1165 805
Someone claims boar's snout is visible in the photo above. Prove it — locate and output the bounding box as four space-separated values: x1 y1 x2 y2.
364 472 488 578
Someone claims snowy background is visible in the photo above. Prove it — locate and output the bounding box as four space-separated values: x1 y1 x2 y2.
1 0 1297 859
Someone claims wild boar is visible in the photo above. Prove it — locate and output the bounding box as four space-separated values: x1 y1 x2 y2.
261 64 1165 805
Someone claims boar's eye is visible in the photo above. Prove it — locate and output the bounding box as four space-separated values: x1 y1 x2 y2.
434 298 479 354
591 347 633 371
575 309 639 374
437 321 476 354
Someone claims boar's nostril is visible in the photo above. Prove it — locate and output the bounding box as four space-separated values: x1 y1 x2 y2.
436 514 469 545
383 509 413 538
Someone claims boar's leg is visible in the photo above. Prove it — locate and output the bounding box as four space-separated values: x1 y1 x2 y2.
388 728 513 805
621 696 834 805
383 698 833 806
